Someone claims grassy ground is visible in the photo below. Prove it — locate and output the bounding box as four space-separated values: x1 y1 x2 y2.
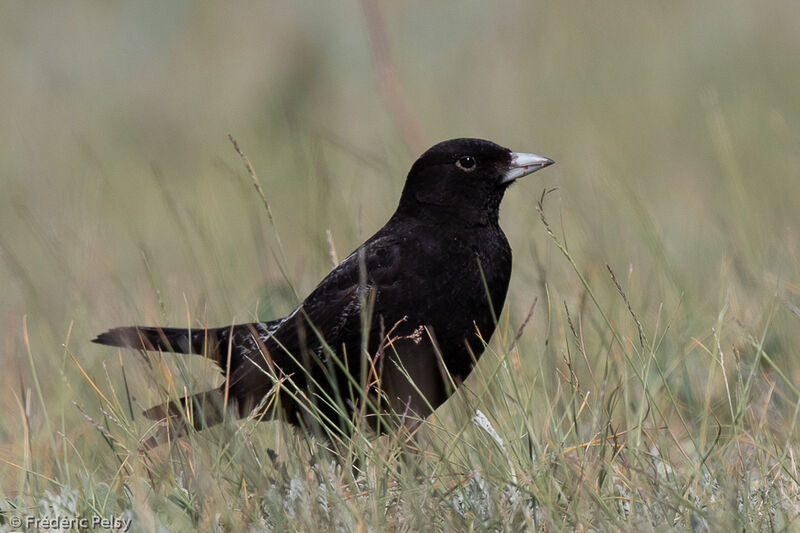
2 2 800 531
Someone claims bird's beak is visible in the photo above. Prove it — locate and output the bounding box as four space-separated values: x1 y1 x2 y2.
501 152 555 184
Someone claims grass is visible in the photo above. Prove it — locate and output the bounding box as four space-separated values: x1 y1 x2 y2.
2 2 800 531
2 180 798 530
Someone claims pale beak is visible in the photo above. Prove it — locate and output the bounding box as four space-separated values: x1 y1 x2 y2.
502 152 555 184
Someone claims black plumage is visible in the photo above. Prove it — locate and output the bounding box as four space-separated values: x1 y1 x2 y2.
93 138 553 438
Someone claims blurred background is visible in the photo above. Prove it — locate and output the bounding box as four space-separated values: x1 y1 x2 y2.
2 0 800 503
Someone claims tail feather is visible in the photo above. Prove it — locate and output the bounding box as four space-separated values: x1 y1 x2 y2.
94 321 285 445
92 326 227 357
143 388 230 429
138 389 233 446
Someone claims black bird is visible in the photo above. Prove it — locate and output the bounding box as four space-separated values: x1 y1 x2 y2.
94 138 553 438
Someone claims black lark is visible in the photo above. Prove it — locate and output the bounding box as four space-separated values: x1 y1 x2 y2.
94 138 554 438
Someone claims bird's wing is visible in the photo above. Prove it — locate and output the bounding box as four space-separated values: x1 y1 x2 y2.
225 231 406 389
299 233 404 344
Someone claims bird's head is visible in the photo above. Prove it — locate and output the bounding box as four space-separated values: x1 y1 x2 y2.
396 138 554 226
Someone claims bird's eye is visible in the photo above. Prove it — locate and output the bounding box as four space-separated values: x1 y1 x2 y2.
456 156 476 171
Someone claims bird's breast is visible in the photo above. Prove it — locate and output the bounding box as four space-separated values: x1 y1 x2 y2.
390 226 511 329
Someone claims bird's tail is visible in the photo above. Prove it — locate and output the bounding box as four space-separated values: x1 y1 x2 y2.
94 323 279 444
144 388 229 428
93 327 236 443
92 326 228 358
136 388 236 446
144 389 225 429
